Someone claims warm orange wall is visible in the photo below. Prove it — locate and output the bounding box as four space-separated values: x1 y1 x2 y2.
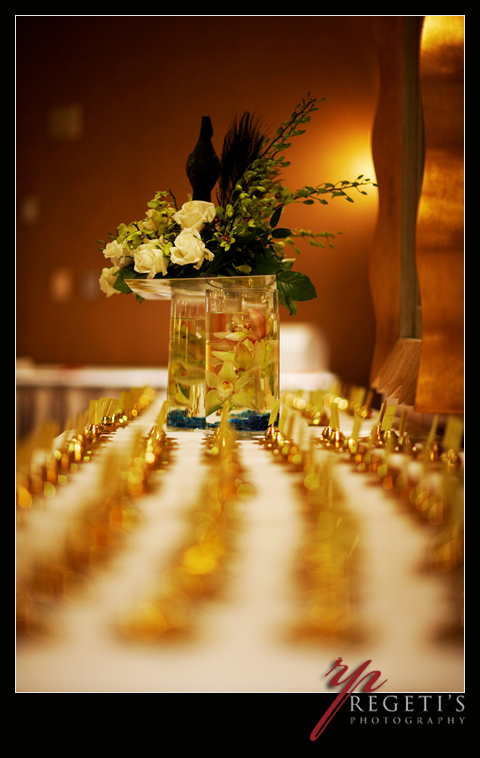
16 16 379 387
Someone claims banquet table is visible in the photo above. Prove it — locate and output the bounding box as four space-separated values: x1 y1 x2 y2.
16 390 464 694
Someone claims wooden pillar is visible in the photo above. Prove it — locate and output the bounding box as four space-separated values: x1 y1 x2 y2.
414 16 464 414
368 16 464 414
369 16 424 406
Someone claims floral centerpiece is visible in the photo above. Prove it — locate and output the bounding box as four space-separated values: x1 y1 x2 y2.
99 93 376 316
99 93 376 433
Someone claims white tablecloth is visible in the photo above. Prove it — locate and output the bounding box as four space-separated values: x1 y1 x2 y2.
16 394 464 693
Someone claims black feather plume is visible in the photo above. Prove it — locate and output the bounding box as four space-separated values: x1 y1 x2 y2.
186 115 221 202
217 112 269 207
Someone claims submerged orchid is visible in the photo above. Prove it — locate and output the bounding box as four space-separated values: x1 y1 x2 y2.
205 307 279 417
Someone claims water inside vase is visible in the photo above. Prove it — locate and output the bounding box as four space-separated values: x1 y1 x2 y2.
167 300 206 429
205 304 279 433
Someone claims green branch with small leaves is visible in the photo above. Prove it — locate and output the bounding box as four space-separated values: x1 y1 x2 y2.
99 93 377 316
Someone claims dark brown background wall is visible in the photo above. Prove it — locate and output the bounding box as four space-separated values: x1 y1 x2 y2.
16 15 380 387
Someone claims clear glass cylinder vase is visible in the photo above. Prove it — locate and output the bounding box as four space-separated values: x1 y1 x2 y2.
124 277 208 431
205 275 280 437
167 282 207 429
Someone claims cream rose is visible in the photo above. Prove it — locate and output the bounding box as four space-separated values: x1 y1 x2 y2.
173 200 216 232
133 241 168 279
103 239 133 268
99 266 121 297
170 228 214 270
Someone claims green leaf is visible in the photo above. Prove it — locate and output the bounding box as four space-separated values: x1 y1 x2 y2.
251 252 284 276
270 206 283 227
271 227 291 238
276 270 317 302
277 289 297 316
113 265 139 293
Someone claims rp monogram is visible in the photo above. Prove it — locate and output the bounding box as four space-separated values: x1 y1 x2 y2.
310 657 387 739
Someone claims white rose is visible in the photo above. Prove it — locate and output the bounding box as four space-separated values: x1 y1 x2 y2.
99 266 121 297
173 200 216 232
133 241 168 279
170 228 214 270
103 239 133 268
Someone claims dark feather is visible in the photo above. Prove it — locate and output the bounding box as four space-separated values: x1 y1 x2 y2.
186 115 221 202
217 112 269 207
